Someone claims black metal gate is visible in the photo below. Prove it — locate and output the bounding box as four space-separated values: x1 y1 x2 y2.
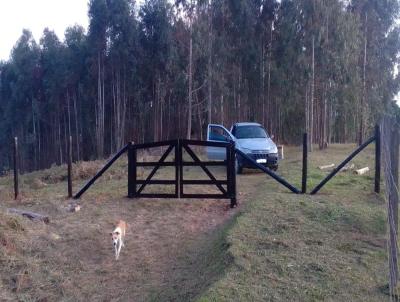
128 140 179 198
127 139 237 207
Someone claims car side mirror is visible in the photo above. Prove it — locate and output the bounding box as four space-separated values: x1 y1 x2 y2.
271 134 275 140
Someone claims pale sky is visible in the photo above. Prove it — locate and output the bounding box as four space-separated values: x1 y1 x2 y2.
0 0 89 61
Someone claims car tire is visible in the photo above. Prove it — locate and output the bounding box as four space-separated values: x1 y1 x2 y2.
235 158 243 174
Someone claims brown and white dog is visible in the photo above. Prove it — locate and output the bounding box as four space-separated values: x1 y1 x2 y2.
110 220 127 260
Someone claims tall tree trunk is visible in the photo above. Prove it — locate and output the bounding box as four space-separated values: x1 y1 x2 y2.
73 91 80 161
220 94 224 125
58 109 63 164
37 113 41 168
121 70 127 146
31 99 37 170
261 40 265 126
328 92 333 144
266 22 273 132
160 92 163 140
95 52 105 158
101 58 105 155
238 67 241 122
310 35 315 152
320 83 327 149
67 90 72 158
305 82 309 144
207 0 213 125
359 13 367 146
187 5 193 139
63 108 68 162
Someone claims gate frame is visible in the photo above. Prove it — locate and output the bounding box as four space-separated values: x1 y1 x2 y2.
128 140 179 199
127 139 237 208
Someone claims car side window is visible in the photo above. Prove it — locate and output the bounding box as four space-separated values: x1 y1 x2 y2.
209 126 229 142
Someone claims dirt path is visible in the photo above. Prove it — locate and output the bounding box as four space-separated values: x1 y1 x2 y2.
1 172 264 301
53 198 236 302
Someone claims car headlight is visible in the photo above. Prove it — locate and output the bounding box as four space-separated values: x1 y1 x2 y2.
269 146 278 154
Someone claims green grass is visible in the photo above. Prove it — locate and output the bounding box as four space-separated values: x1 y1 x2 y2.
197 144 389 302
197 194 388 301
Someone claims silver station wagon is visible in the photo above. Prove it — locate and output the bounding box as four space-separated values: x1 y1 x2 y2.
207 122 279 174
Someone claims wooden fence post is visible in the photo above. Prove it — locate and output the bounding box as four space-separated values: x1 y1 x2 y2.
13 137 19 200
175 139 180 198
67 136 73 198
389 123 399 294
302 133 308 194
374 124 381 193
382 116 399 296
128 142 136 198
229 141 237 208
390 125 399 230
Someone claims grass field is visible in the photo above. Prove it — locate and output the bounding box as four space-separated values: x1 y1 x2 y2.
0 143 391 301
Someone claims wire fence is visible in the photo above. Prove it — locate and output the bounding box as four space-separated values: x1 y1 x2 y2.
382 115 400 300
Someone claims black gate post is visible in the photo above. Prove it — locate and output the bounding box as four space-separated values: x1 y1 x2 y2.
374 124 381 193
176 139 180 198
229 141 237 208
128 142 136 198
178 139 184 198
302 133 308 194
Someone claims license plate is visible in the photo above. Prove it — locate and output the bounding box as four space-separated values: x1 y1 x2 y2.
256 159 267 164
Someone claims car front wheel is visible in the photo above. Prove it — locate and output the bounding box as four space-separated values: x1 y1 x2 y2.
271 165 278 171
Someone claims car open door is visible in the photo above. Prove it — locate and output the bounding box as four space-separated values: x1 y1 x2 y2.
207 124 234 160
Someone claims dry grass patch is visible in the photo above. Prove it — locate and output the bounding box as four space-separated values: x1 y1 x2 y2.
0 144 388 301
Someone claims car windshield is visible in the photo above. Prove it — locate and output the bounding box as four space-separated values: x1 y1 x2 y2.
234 126 268 139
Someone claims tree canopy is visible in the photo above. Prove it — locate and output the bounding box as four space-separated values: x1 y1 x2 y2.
0 0 399 172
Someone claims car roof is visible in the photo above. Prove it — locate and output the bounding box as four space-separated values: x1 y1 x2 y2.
232 122 262 127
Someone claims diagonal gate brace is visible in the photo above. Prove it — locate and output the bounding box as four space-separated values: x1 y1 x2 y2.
235 148 301 194
182 143 227 195
136 144 175 194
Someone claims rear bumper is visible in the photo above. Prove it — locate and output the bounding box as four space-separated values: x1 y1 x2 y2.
238 152 278 169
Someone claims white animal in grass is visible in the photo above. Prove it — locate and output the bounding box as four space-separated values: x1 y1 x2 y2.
110 220 127 260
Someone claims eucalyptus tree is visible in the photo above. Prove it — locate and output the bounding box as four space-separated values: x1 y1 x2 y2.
351 0 400 144
88 0 109 158
175 0 197 138
0 62 14 171
64 25 88 161
9 30 41 170
0 0 399 172
139 0 173 141
40 28 66 166
108 0 137 150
